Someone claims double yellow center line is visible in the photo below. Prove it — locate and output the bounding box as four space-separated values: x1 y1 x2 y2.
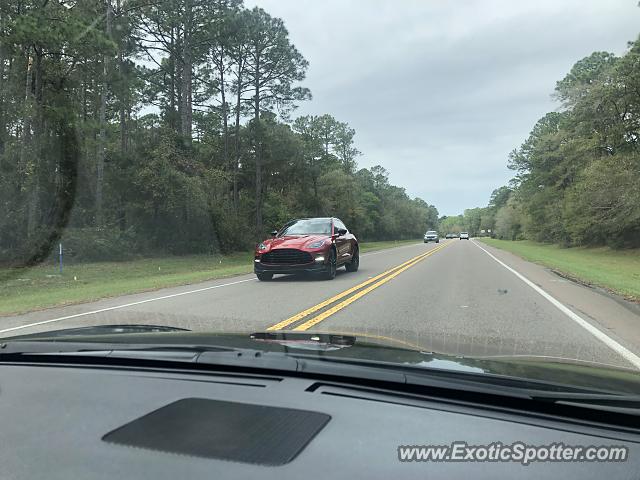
266 241 452 331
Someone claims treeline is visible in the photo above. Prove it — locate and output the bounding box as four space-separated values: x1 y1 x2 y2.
0 0 438 265
445 36 640 249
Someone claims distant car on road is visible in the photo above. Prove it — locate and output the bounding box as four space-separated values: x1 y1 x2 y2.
254 217 359 281
459 232 470 240
424 231 439 243
445 233 457 239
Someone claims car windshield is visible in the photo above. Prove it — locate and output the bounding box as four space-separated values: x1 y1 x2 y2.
279 219 332 236
1 0 640 399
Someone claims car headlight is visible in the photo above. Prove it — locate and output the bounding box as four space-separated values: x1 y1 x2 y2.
258 242 268 251
307 240 326 249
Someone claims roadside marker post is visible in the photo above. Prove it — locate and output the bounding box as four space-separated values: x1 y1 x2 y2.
59 243 63 274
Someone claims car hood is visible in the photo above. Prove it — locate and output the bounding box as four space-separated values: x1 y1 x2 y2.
5 327 640 394
264 234 329 250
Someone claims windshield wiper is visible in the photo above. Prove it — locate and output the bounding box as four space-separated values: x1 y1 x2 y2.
0 341 300 372
3 324 190 340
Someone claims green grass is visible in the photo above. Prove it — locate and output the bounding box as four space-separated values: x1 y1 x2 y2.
0 253 255 317
0 239 422 316
359 239 421 253
478 239 640 302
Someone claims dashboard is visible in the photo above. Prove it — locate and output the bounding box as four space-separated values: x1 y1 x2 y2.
1 363 639 479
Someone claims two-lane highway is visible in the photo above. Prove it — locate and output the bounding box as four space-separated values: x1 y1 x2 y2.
2 239 640 370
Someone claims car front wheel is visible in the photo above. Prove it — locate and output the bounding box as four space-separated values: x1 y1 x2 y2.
322 249 337 280
256 272 273 281
345 247 359 272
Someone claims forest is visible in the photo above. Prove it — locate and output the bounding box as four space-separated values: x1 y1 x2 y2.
443 36 640 249
0 0 439 265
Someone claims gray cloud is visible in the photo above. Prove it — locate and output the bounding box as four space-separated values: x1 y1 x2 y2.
248 0 640 215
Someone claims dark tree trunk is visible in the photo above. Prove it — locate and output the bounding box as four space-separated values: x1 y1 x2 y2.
117 0 126 154
19 51 33 182
96 1 112 227
169 28 176 128
232 55 245 213
218 48 230 187
27 47 44 238
253 58 262 237
0 24 5 157
179 1 192 142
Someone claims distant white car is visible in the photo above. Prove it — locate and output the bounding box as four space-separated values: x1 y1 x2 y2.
459 232 470 240
424 231 439 243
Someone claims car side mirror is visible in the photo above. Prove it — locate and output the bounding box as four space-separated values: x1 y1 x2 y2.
271 230 278 237
336 228 348 236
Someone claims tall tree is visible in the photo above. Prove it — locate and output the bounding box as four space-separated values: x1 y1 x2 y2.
244 7 310 236
96 0 114 227
334 121 360 173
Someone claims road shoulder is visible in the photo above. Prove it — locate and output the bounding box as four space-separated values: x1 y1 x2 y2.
473 240 640 363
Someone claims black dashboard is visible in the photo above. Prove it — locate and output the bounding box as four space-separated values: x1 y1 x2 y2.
1 363 639 479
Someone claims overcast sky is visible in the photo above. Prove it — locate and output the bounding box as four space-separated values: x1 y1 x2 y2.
246 0 640 216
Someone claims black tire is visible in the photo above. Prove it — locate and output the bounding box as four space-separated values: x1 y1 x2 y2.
322 249 337 280
345 247 359 272
256 272 273 281
436 239 439 243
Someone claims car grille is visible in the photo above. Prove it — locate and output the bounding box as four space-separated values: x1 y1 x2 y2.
261 248 313 265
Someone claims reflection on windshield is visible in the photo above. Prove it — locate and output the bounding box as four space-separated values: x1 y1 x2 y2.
280 220 332 236
412 359 485 374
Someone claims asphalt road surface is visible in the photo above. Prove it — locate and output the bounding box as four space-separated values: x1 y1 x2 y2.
3 239 640 370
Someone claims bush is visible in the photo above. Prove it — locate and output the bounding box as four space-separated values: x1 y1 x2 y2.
58 227 139 262
494 200 523 240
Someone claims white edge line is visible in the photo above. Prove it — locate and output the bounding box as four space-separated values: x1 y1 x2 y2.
0 241 432 335
472 240 640 370
0 278 256 335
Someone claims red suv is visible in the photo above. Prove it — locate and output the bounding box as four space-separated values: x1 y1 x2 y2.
254 217 359 281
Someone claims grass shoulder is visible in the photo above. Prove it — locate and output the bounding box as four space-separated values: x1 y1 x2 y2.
478 238 640 302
